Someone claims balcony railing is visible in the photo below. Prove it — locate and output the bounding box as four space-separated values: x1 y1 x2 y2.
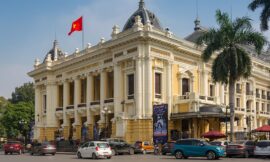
267 96 270 100
104 98 114 103
174 93 217 104
246 91 253 95
235 107 245 111
236 89 242 94
127 95 134 100
90 101 100 106
56 107 63 111
78 103 86 108
66 105 74 110
262 95 266 99
256 94 260 98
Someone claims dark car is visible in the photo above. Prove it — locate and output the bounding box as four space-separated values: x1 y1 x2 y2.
4 141 24 155
162 141 175 155
102 138 134 155
226 140 255 158
31 142 56 156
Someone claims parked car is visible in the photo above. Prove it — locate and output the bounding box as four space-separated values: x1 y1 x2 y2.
254 140 270 157
31 142 56 155
77 141 112 159
210 140 230 153
102 138 134 155
172 139 225 160
134 141 154 154
4 141 24 155
161 141 175 155
226 140 255 158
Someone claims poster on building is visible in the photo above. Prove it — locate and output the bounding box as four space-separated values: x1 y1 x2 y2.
153 104 168 144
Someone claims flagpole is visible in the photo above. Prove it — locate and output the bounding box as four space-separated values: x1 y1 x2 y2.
82 16 84 50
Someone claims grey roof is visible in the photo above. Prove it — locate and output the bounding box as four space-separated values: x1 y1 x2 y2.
43 40 64 63
185 18 208 43
123 0 163 31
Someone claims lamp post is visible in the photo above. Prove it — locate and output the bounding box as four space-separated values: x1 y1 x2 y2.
225 106 229 140
101 107 111 138
19 119 27 145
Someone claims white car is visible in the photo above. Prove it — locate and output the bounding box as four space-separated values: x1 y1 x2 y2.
254 140 270 157
77 141 112 159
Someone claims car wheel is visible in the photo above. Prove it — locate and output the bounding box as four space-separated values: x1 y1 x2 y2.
92 153 97 159
206 151 216 160
143 150 147 155
107 156 112 159
51 153 55 156
244 151 249 158
31 152 34 155
77 152 82 159
10 152 13 155
4 152 8 155
111 149 117 156
129 148 134 155
175 151 183 159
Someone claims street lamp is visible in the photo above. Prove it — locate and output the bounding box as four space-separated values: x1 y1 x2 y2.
101 107 111 138
19 119 27 145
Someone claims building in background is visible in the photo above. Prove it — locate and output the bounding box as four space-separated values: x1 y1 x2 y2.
28 0 270 143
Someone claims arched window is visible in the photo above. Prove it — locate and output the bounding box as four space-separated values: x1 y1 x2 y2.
182 78 190 95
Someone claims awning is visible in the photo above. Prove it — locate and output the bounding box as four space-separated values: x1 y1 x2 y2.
171 105 239 121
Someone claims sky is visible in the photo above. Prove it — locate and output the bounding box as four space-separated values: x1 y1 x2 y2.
0 0 269 99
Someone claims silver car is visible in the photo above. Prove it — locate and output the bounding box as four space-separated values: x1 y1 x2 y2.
254 140 270 157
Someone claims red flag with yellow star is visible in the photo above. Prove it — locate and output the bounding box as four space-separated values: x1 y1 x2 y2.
68 16 83 36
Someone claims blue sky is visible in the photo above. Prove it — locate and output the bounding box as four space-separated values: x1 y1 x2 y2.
0 0 269 98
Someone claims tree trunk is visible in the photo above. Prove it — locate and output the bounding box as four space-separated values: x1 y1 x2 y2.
229 79 235 142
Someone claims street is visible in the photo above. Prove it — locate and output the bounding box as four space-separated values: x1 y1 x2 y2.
0 152 269 162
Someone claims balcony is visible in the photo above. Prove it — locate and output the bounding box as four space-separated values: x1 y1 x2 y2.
267 96 270 100
236 89 242 94
127 95 134 100
173 92 217 105
66 105 74 110
90 101 100 106
262 95 266 99
235 107 245 114
56 107 63 111
78 103 86 108
256 93 260 98
104 98 114 103
246 91 253 95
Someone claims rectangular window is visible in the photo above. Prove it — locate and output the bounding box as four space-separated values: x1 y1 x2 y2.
81 78 87 103
182 78 190 95
155 73 162 98
210 84 215 96
107 72 114 98
236 98 240 107
127 74 134 99
94 75 100 101
58 85 63 107
69 82 74 105
43 95 47 113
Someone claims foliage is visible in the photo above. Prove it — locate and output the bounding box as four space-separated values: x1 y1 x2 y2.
196 10 267 141
248 0 270 31
1 102 34 138
10 82 34 104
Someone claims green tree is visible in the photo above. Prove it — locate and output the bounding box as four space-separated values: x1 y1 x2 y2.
196 10 267 142
248 0 270 31
10 82 34 104
0 96 9 137
1 102 34 138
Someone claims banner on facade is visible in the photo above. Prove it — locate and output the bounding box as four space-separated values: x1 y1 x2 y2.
153 104 168 144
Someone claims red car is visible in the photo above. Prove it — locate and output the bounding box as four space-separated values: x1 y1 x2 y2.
4 141 24 155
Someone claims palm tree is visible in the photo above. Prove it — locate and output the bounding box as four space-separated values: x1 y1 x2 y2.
248 0 270 31
196 10 267 142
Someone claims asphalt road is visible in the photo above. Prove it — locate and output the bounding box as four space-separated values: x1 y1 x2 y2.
0 152 269 162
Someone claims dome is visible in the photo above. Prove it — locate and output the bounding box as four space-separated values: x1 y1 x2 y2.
123 0 163 31
43 40 64 62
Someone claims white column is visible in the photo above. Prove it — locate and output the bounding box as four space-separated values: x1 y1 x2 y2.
74 78 81 125
63 81 69 126
145 57 152 118
220 84 224 104
167 61 172 118
34 86 41 126
203 71 208 96
114 63 122 115
86 75 94 124
100 71 107 122
46 82 58 127
136 57 143 118
242 82 246 112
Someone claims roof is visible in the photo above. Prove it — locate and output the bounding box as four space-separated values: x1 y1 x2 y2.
123 0 162 31
43 40 64 63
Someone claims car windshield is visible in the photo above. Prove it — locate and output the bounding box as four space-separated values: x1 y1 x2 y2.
210 141 221 146
202 141 210 146
97 143 109 148
257 141 270 147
